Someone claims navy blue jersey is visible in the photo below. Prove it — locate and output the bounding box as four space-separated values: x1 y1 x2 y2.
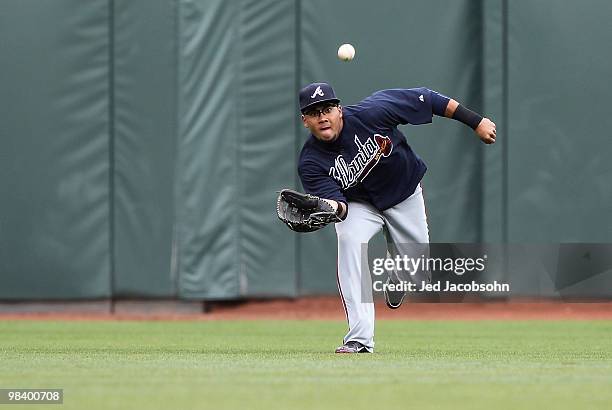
298 87 439 211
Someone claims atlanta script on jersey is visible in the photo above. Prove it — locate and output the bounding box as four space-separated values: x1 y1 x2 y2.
299 88 439 211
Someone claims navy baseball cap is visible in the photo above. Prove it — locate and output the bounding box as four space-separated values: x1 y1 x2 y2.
299 82 340 113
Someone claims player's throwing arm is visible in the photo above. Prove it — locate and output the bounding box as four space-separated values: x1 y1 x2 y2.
444 99 496 144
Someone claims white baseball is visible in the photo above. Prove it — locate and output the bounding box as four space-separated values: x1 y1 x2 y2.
337 43 355 61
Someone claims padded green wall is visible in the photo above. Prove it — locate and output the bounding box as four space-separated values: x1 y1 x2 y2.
112 0 177 297
0 1 111 299
1 0 611 300
175 0 297 299
505 1 612 242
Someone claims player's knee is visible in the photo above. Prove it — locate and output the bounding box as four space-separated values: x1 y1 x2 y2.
337 230 370 248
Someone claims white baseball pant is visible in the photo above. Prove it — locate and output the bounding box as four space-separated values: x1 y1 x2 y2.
334 184 430 352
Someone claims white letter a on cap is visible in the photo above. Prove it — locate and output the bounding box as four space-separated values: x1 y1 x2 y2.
311 86 324 98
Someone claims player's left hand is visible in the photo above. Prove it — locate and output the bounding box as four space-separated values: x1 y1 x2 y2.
276 189 341 233
475 118 496 144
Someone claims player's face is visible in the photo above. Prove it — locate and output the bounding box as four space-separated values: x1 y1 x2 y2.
302 103 343 142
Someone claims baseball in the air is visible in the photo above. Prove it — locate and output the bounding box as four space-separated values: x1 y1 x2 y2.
337 43 355 61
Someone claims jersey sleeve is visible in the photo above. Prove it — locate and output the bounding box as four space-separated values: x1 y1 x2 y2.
298 159 347 204
360 87 436 128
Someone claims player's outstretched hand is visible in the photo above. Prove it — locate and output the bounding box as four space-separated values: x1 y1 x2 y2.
475 118 496 144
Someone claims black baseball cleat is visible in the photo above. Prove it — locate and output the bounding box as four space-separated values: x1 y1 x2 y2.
384 272 407 309
335 341 371 353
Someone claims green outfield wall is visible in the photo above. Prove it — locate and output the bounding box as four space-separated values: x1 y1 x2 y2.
1 0 611 300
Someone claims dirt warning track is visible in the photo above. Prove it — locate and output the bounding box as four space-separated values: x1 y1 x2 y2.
2 297 612 321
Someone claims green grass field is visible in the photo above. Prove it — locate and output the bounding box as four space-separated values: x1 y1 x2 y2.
1 320 611 409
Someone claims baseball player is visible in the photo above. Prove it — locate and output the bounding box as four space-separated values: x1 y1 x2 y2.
279 82 496 353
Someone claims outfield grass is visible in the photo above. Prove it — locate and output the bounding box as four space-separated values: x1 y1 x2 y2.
1 320 611 409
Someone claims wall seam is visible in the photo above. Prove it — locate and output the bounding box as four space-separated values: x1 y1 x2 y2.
477 0 485 243
170 0 181 298
235 1 244 298
502 0 509 243
294 0 302 297
108 0 116 311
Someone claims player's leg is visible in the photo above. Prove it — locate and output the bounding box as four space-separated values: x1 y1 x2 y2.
382 184 431 307
335 201 384 352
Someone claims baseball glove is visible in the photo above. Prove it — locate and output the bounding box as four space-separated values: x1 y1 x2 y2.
276 189 341 233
